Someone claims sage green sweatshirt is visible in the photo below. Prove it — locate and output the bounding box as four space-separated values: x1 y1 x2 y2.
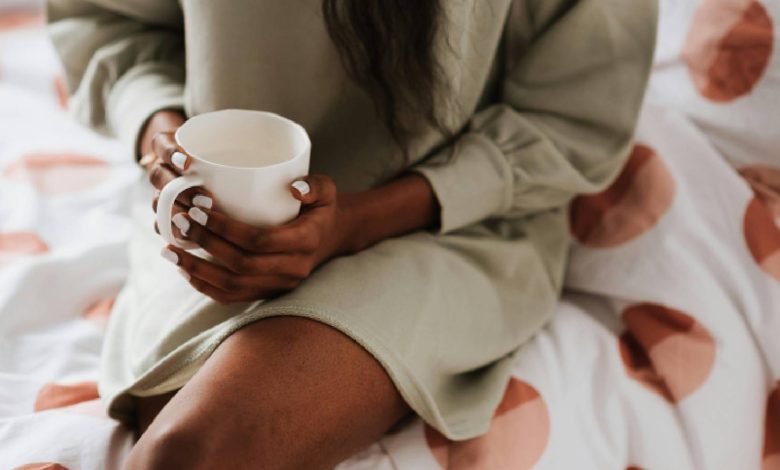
47 0 657 440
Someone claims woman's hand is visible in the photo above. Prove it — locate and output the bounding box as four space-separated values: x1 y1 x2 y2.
140 111 440 305
139 109 187 158
158 175 353 304
139 110 214 240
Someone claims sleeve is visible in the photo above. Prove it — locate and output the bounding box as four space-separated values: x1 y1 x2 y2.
412 0 658 233
46 0 186 156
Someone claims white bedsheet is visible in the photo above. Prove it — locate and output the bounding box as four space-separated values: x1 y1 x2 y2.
0 3 777 469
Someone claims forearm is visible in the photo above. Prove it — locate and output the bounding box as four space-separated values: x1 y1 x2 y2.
337 173 440 255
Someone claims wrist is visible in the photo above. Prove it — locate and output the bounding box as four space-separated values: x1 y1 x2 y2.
334 193 367 256
331 173 439 257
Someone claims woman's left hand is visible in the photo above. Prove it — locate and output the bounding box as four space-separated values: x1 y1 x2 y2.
158 175 352 304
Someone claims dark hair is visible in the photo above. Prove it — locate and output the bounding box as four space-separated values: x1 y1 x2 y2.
322 0 451 148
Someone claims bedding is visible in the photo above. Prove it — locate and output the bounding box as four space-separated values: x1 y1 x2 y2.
0 1 778 469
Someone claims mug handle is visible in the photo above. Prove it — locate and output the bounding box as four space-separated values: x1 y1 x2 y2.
156 174 204 249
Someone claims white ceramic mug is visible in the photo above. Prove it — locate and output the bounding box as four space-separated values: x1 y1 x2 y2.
156 109 311 249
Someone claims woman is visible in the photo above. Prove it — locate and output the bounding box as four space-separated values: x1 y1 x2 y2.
48 0 656 467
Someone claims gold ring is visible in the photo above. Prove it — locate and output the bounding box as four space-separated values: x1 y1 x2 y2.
139 152 158 168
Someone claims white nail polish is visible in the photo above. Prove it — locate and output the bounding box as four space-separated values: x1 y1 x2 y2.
161 247 178 264
292 180 310 195
189 207 208 225
192 194 213 209
177 268 191 281
172 213 190 236
171 152 188 171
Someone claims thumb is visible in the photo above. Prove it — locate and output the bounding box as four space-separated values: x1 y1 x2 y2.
289 175 337 206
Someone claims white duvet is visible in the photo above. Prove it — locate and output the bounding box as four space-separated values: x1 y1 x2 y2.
0 2 778 469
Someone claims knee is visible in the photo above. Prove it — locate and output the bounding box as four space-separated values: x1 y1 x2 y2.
125 422 211 470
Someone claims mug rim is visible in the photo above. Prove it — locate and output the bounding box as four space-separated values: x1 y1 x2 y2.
174 109 311 171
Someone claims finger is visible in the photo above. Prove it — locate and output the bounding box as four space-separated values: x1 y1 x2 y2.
160 245 236 304
182 219 308 276
148 161 212 207
290 175 337 206
147 161 179 190
172 214 250 272
178 270 239 305
152 189 197 213
162 245 300 293
154 200 190 239
151 189 161 212
152 131 191 172
163 245 243 292
183 274 286 304
139 152 159 172
187 206 319 254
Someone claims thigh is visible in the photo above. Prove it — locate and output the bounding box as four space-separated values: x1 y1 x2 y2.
133 391 177 440
125 316 411 470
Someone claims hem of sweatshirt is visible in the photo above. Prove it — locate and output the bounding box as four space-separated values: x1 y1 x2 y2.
101 301 495 441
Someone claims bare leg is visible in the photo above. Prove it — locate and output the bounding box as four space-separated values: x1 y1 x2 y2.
125 316 411 469
133 391 177 440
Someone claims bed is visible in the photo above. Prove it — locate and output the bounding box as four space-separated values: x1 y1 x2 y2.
1 0 778 468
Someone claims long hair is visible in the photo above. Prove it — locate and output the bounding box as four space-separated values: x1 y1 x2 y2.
322 0 452 148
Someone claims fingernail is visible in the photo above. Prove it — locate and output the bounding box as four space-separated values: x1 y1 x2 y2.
161 247 178 264
171 152 188 171
189 207 208 225
292 180 310 196
177 268 191 281
172 213 190 236
192 194 213 209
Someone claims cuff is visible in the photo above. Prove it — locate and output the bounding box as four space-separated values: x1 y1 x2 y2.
106 62 185 158
411 133 513 234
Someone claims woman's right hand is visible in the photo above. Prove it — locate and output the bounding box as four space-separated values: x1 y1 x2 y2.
139 109 186 158
139 110 212 239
